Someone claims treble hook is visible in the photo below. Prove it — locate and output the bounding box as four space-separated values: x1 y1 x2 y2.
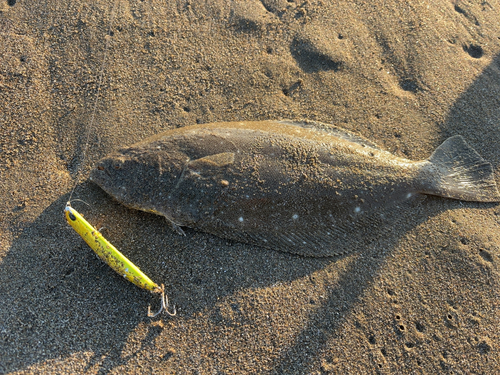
148 284 177 318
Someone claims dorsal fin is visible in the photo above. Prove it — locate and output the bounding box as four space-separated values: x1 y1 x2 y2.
278 120 381 150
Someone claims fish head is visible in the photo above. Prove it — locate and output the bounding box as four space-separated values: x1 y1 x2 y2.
89 145 188 211
90 152 136 205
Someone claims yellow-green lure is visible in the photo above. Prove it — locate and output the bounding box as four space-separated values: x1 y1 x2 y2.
65 203 175 317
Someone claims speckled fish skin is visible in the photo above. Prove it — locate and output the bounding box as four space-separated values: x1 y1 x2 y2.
90 120 500 256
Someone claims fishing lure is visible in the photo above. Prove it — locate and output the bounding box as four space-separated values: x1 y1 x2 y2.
64 202 176 317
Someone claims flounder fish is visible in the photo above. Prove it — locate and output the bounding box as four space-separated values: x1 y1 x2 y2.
90 120 499 256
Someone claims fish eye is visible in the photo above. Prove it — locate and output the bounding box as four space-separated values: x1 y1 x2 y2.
114 163 122 170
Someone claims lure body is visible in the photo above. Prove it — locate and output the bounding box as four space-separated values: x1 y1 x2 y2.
64 204 160 292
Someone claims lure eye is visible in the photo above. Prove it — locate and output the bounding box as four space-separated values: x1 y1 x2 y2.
68 211 77 221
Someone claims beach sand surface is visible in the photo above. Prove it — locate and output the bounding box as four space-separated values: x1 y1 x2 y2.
1 1 499 373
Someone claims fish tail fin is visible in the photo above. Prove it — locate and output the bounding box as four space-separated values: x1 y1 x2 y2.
424 135 499 202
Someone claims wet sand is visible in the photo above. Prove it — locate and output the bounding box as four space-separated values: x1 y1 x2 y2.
1 1 499 373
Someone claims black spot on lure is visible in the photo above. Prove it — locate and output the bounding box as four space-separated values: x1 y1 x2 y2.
90 120 499 257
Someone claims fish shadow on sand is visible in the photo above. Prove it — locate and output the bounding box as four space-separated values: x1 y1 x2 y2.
1 181 450 373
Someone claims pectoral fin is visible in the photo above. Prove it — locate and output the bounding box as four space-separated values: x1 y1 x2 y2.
187 152 235 171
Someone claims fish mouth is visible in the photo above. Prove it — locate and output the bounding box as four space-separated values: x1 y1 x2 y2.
89 162 111 187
